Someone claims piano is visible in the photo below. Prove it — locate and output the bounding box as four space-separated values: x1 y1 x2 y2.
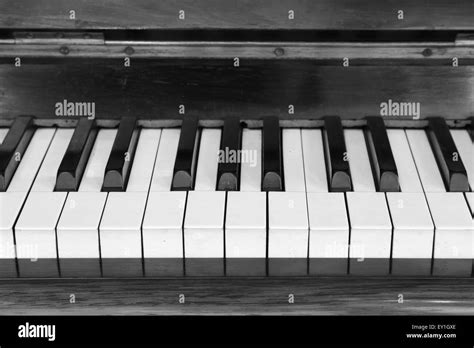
0 0 473 315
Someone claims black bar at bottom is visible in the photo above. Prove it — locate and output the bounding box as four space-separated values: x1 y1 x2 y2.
0 316 472 345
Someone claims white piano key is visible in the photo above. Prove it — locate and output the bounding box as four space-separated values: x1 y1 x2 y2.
57 202 106 274
268 191 308 275
184 128 226 275
183 128 224 274
56 129 115 276
78 129 116 192
99 129 160 276
57 192 107 256
346 192 392 274
31 129 74 192
194 128 221 191
184 191 225 257
143 129 184 275
184 190 225 275
143 191 186 258
149 128 180 191
16 192 67 259
426 192 473 276
450 129 474 190
302 129 328 192
0 191 27 275
8 128 56 192
406 129 446 192
307 192 349 274
268 128 308 274
466 192 474 216
126 129 161 192
387 129 423 192
57 193 106 278
240 129 262 192
226 129 266 275
99 191 148 276
386 129 434 275
0 129 55 277
15 191 67 276
345 129 375 192
0 128 8 143
0 192 26 247
226 191 266 257
282 129 305 192
345 130 389 274
387 192 434 275
100 192 147 260
15 129 73 276
1 129 55 228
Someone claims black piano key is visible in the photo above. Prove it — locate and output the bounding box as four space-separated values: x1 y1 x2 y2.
172 116 200 190
323 116 352 192
0 116 34 191
217 117 241 191
262 116 283 191
365 116 400 192
55 119 97 191
102 117 138 192
427 117 469 192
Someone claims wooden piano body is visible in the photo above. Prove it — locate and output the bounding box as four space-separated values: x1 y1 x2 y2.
0 0 473 315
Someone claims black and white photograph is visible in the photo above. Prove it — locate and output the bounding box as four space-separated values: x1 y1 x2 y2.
0 0 473 346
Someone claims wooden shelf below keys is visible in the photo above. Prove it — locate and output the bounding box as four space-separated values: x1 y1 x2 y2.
0 277 473 315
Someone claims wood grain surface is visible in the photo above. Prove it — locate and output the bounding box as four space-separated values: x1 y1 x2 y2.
0 277 473 315
0 61 473 121
0 0 473 30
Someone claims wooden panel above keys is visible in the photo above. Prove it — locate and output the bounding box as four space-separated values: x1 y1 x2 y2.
0 62 472 122
1 0 473 30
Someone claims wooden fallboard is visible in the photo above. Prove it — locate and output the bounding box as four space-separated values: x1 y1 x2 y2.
0 60 472 121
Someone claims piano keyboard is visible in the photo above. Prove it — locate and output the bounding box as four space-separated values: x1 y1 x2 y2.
0 116 472 278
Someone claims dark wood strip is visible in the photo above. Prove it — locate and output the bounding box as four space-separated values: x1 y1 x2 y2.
0 277 472 315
